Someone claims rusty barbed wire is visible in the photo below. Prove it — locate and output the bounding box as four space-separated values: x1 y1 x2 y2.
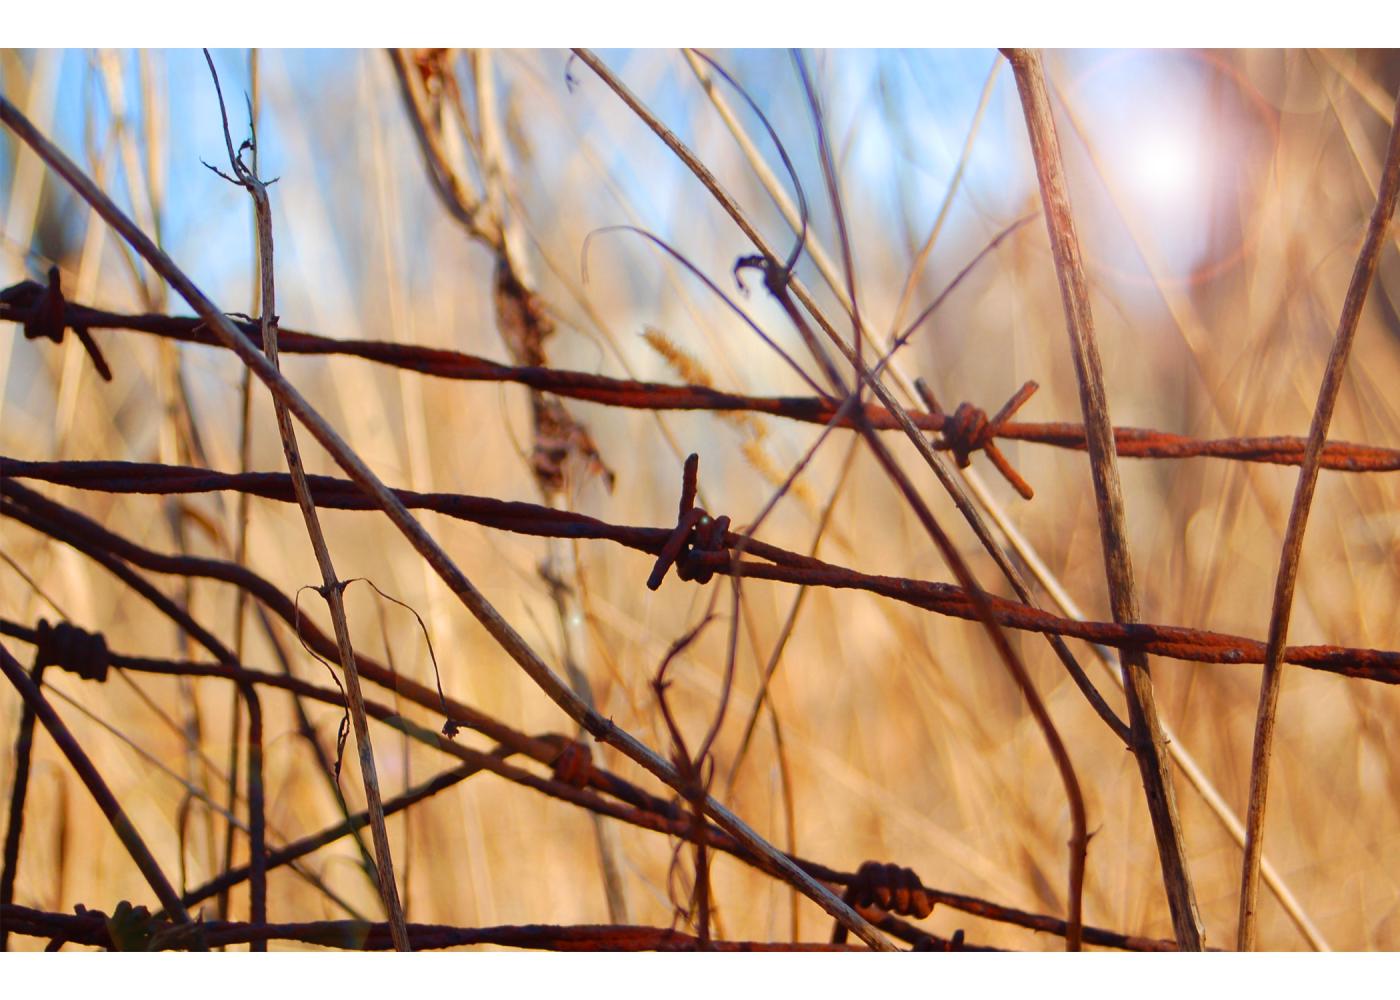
6 281 1400 474
831 861 937 946
0 474 685 817
647 454 732 589
31 619 111 683
917 378 1039 498
5 457 1399 684
1 903 884 951
0 455 1389 948
3 269 112 381
0 458 1387 948
0 610 1190 953
2 214 1391 952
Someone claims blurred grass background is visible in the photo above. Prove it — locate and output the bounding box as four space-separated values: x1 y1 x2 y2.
2 48 1400 950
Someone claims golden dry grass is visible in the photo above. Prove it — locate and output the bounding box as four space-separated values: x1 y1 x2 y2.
2 48 1400 951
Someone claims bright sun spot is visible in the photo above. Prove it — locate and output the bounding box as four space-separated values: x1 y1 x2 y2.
1125 126 1204 208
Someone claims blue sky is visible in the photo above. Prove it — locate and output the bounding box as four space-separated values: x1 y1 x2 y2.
2 49 1244 330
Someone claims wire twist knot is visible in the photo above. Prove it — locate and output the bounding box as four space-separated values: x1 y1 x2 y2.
919 379 1039 500
33 619 111 683
647 453 731 590
941 401 995 468
831 860 939 945
1 267 112 381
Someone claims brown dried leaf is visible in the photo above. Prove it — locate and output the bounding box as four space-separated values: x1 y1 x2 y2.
495 256 614 493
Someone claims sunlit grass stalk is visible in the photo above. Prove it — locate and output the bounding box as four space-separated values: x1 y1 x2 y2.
1005 47 1203 950
1237 84 1400 952
199 53 411 952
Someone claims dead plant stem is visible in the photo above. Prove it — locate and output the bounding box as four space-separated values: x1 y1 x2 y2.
1005 48 1204 950
1236 85 1400 951
574 48 1126 757
200 51 410 952
0 642 190 922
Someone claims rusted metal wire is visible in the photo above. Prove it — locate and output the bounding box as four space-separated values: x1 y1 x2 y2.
1 903 883 951
6 458 1398 683
3 268 112 381
543 736 595 788
1 458 1392 949
31 619 111 683
0 618 679 912
0 480 674 818
1 133 1389 951
830 861 936 945
178 757 503 913
6 282 1400 474
0 643 189 921
918 379 1039 499
0 617 1184 952
1 620 111 946
0 494 272 934
647 454 731 589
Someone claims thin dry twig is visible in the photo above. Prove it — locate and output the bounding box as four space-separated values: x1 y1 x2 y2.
32 665 366 922
961 463 1334 951
787 52 1086 949
583 44 1092 948
13 52 1400 952
219 44 261 929
1 484 269 932
385 48 493 243
0 642 190 923
0 655 45 951
1004 47 1204 950
394 45 631 922
199 50 410 952
1236 85 1400 951
569 51 1129 769
472 47 629 921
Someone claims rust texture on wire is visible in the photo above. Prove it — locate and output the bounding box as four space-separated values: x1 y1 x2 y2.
0 452 1386 952
920 379 1039 499
5 456 1399 683
0 643 190 922
5 279 1400 475
0 617 1186 953
3 268 112 381
0 432 1195 953
646 453 731 589
2 903 883 951
29 619 111 682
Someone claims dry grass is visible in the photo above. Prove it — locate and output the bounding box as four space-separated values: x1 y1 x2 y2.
2 48 1400 951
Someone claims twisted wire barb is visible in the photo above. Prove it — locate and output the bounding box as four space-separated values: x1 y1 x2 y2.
5 282 1400 474
5 459 1398 683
